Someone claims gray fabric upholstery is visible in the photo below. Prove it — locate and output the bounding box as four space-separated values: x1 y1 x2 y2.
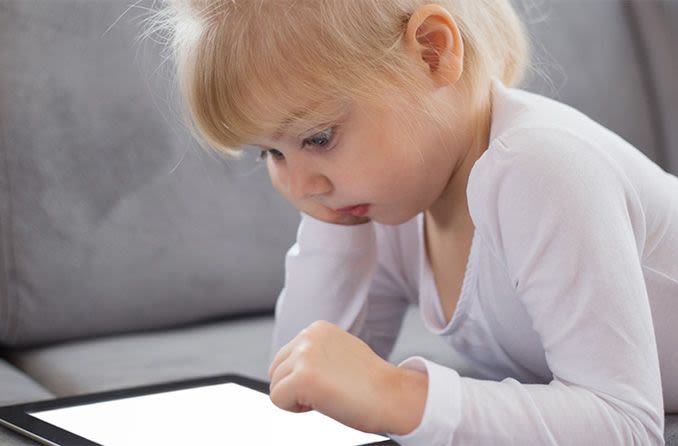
7 313 276 397
0 0 675 348
0 360 52 444
5 307 678 444
668 415 678 446
629 1 678 173
0 0 299 347
5 306 463 397
0 358 53 406
516 1 664 169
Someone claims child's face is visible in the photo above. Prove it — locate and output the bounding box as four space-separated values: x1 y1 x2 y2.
245 4 486 226
250 91 473 226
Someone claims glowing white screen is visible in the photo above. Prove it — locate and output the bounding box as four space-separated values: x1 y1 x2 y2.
30 382 388 446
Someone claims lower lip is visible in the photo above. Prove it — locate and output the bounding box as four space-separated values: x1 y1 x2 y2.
339 204 370 217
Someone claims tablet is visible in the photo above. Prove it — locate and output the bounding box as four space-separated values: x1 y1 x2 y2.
0 373 397 446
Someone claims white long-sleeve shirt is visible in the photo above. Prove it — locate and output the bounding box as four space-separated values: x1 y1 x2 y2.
271 78 678 445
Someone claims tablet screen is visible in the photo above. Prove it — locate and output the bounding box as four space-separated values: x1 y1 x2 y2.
29 382 389 445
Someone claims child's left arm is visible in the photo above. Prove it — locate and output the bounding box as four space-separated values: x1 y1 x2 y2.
389 129 665 445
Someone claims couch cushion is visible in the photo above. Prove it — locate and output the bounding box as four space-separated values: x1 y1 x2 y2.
514 0 678 169
6 308 677 443
0 358 53 406
667 415 678 445
6 313 277 397
0 360 52 445
0 0 673 348
5 306 464 396
0 0 299 347
628 1 678 173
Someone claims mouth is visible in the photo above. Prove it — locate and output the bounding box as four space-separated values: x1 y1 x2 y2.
334 204 370 217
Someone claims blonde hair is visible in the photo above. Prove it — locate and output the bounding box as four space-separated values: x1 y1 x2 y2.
145 0 530 157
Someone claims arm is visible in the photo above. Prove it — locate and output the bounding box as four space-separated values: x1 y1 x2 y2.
271 212 411 361
267 212 417 432
389 129 664 445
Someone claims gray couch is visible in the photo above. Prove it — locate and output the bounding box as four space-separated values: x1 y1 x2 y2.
0 0 676 444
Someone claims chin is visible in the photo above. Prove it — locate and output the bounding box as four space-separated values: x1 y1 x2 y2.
371 208 420 226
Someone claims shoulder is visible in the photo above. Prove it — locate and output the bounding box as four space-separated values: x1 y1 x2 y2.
469 125 628 209
467 125 638 253
481 79 628 188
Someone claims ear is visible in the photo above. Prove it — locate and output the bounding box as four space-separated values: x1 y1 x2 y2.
405 4 464 87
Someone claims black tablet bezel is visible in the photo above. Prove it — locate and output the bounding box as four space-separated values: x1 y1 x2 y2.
0 373 396 446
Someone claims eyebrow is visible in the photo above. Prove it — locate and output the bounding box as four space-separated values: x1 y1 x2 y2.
271 102 319 140
259 97 350 150
246 113 313 151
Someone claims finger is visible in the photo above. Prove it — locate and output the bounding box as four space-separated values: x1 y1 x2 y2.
268 340 295 380
270 366 313 413
270 372 310 412
269 353 295 391
272 399 312 413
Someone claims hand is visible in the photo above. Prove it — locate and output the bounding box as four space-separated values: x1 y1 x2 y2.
267 158 370 226
267 321 397 433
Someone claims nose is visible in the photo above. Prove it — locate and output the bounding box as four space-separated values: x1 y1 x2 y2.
287 162 332 201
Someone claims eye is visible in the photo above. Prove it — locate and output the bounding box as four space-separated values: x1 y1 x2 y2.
258 149 285 162
303 127 335 150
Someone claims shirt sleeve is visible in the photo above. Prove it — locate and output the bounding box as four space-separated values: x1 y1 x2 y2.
390 127 665 445
270 212 410 361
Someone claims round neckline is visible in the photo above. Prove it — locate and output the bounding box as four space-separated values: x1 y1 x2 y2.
417 213 480 335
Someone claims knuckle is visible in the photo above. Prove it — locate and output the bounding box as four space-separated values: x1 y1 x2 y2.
309 320 330 331
298 327 310 338
295 363 317 386
296 341 312 357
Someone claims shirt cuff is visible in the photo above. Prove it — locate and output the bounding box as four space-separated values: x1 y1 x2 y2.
388 356 462 446
297 212 375 253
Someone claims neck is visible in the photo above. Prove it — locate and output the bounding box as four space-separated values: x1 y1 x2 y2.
426 90 493 232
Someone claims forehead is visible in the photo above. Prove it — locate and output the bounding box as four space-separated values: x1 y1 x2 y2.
271 104 318 140
258 96 352 142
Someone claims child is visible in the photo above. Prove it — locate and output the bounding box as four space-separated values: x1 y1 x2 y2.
150 0 677 444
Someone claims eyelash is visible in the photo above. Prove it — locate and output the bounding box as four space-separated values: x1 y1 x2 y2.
258 127 337 162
